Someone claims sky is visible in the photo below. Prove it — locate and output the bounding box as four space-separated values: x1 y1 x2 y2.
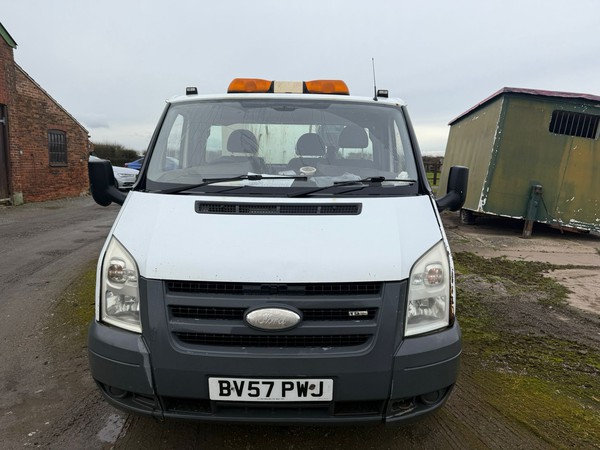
2 0 600 156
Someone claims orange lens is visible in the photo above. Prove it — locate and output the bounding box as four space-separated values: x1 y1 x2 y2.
227 78 273 93
304 80 349 95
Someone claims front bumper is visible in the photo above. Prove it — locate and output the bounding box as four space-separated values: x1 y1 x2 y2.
88 319 461 424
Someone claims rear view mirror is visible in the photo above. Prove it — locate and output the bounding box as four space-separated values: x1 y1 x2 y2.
88 159 127 206
436 166 468 212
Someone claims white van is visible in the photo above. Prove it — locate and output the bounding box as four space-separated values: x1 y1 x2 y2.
88 78 468 424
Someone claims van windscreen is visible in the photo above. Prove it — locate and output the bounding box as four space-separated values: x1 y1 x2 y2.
145 99 419 195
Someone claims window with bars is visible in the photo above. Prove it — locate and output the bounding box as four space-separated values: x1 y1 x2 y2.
549 110 600 139
48 130 67 166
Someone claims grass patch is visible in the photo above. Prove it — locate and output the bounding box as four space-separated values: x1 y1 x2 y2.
49 261 97 350
472 370 600 449
454 251 571 307
455 251 600 447
426 171 440 187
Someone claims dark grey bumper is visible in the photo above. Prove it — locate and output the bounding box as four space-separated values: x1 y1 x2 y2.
88 319 461 424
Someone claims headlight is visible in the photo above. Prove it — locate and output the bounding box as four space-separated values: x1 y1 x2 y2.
405 241 453 337
100 237 141 333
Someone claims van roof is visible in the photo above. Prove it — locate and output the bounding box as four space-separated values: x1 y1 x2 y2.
167 92 407 107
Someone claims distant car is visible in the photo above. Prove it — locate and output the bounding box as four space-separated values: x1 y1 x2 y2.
125 156 178 171
112 165 139 190
89 156 139 190
125 157 144 171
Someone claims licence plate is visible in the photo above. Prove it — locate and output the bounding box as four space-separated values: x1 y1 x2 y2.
208 377 333 402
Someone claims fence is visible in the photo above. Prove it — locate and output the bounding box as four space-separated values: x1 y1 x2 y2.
424 161 442 186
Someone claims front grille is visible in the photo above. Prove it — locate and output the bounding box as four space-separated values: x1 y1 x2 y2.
167 281 382 296
170 306 377 321
195 201 362 216
163 397 212 414
161 397 385 418
172 306 244 320
174 332 371 348
303 308 377 320
333 400 384 416
164 280 393 351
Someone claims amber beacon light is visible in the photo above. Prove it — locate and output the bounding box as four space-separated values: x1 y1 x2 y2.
227 78 273 93
227 78 349 95
304 79 349 95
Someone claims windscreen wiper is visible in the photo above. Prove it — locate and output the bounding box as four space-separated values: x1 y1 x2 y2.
288 176 416 198
160 174 308 195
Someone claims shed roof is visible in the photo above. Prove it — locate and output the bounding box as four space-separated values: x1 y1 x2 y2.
449 87 600 125
0 22 17 49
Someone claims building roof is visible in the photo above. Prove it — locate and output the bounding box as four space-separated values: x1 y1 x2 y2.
0 22 17 49
449 87 600 125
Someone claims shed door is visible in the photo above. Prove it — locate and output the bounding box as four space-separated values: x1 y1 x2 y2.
0 105 9 200
555 138 599 229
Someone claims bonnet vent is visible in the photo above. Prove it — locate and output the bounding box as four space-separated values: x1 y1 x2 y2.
195 201 362 215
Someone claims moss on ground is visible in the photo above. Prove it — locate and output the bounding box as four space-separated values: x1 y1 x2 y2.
471 370 600 449
50 261 97 349
454 251 572 307
455 251 600 448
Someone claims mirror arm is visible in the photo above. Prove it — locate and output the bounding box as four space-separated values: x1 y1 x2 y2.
436 166 469 212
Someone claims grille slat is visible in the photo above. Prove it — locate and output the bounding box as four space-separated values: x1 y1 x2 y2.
170 306 377 321
167 281 381 296
172 306 244 320
161 397 385 417
174 332 370 348
302 308 376 320
195 202 362 216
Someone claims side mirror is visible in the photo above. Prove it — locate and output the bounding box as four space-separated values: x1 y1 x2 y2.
436 166 469 212
88 159 127 206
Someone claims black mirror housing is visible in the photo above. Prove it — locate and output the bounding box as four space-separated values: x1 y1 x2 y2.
88 159 127 206
436 165 469 212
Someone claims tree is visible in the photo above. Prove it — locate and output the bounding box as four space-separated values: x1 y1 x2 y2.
92 142 140 167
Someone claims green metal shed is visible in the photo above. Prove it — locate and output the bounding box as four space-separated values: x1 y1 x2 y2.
438 87 600 233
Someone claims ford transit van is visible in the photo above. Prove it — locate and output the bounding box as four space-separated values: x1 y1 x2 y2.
88 78 468 423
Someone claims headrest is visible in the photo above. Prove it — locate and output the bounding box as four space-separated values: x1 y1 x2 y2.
338 125 368 149
227 129 258 154
296 133 325 156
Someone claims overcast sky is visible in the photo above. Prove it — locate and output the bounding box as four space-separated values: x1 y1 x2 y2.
3 0 600 156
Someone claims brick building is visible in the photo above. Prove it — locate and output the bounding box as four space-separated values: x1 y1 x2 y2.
0 22 90 205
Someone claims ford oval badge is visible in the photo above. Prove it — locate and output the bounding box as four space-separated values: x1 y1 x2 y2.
245 307 301 331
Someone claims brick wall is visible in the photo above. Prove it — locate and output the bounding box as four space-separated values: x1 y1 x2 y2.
0 39 15 105
9 67 90 202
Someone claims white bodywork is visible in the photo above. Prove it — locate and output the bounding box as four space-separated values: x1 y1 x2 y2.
105 191 443 283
